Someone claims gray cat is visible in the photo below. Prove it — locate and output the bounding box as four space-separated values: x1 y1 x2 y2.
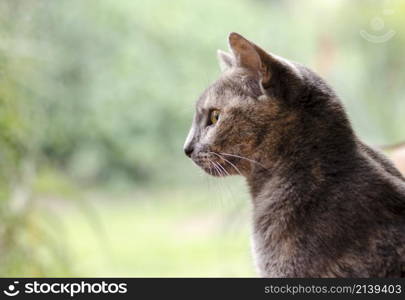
184 32 405 277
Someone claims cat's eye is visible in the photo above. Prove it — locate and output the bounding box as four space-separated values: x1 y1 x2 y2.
210 110 220 125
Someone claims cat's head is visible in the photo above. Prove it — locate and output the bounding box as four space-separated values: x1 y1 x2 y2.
184 32 336 177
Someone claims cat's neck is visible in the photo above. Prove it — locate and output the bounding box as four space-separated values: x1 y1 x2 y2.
245 128 358 204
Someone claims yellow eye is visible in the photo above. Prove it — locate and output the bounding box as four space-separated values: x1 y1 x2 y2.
210 110 220 125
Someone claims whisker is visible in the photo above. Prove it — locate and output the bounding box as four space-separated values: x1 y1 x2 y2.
220 152 267 169
209 160 222 177
219 156 243 176
213 160 231 177
209 152 243 176
210 160 236 204
207 160 230 207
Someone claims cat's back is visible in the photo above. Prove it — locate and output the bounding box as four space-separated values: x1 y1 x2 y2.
358 140 405 181
335 153 405 277
253 143 405 277
326 144 405 276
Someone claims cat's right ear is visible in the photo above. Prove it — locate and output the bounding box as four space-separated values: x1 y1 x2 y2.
217 49 234 72
227 32 271 88
227 32 303 97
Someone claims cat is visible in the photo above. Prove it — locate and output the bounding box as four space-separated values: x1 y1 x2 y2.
183 32 405 277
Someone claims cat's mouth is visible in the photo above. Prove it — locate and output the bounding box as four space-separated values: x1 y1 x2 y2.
191 151 240 177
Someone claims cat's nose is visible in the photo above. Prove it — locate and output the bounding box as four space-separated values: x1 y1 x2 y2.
184 145 194 157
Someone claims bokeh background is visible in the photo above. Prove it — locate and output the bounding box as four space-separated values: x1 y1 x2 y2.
0 0 404 277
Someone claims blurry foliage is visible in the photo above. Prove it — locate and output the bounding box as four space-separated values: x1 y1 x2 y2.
2 0 405 187
0 0 404 276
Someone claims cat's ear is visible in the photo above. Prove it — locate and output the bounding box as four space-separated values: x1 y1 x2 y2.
228 32 271 86
217 49 234 72
228 32 303 99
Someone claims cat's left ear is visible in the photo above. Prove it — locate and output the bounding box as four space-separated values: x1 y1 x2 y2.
217 49 234 72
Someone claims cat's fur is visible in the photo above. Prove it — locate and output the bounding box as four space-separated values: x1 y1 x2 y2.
184 32 405 277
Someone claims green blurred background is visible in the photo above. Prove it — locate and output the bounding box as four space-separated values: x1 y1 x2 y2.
0 0 404 277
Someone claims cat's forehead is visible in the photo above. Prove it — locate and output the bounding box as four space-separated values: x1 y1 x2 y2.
197 70 260 109
198 80 244 109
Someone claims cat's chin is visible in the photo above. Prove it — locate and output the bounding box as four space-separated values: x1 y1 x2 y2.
204 167 228 177
194 161 229 177
190 153 232 177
